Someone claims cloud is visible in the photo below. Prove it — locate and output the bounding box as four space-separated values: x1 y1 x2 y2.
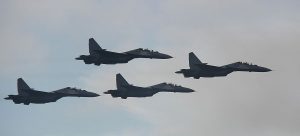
0 23 48 78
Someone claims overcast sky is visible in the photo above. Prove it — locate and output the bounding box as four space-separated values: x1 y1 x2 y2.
1 0 300 136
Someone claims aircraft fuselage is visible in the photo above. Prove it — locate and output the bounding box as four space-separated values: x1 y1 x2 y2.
105 86 158 99
177 68 233 78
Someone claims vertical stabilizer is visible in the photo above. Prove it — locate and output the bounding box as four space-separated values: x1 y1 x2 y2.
89 38 102 55
116 74 129 89
17 78 30 95
189 52 202 69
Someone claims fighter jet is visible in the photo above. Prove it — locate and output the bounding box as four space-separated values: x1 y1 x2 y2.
175 52 271 79
75 38 172 66
4 78 100 105
104 74 194 99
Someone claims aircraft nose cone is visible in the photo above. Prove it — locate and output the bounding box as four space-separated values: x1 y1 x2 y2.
160 54 173 59
89 92 100 97
164 54 173 59
266 68 272 72
186 88 195 92
165 55 173 59
176 87 195 93
260 67 272 72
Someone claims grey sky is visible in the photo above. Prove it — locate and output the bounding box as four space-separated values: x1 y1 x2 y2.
1 0 300 136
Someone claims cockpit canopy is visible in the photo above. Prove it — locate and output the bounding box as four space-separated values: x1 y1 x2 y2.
125 48 159 55
54 87 88 94
224 62 263 69
151 82 182 89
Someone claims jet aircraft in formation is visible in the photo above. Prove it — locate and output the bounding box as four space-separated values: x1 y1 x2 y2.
76 38 172 66
175 52 271 79
104 74 194 99
4 78 99 105
4 38 272 105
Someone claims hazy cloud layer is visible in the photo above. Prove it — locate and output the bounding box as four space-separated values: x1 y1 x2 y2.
1 0 300 136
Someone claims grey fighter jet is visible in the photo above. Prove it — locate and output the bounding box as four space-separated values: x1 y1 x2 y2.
4 78 99 105
76 38 172 66
104 74 194 99
175 52 271 79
